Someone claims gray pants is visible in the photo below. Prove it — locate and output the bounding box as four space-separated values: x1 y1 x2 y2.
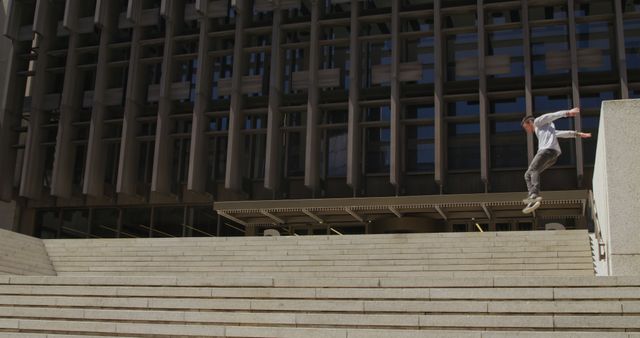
525 149 560 196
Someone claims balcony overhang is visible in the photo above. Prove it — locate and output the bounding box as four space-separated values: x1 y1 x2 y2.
213 190 589 227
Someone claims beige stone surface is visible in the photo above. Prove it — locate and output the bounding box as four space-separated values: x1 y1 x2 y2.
593 99 640 275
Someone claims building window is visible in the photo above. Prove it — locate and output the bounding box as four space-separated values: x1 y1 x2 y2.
361 40 392 91
447 122 480 171
487 29 524 79
322 0 351 18
320 44 350 92
446 33 478 81
574 0 613 17
531 25 570 76
364 127 390 174
401 37 435 84
61 209 89 238
406 125 434 172
242 114 267 180
282 111 306 177
362 105 391 174
447 100 479 117
624 20 640 70
36 210 60 239
91 208 119 238
284 47 309 94
121 208 151 237
576 22 614 74
211 55 233 102
489 96 527 169
320 109 348 177
490 120 528 168
486 7 521 25
529 4 567 21
154 207 185 237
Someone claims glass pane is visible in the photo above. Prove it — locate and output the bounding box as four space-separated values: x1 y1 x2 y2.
487 29 524 78
91 208 119 238
447 100 480 117
404 104 434 119
576 22 614 73
325 129 348 177
61 209 89 237
447 33 478 81
531 25 569 75
286 132 306 177
624 20 640 69
121 208 151 237
490 96 525 114
154 207 184 237
365 127 391 174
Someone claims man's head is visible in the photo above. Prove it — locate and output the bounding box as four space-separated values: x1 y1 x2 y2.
521 116 535 133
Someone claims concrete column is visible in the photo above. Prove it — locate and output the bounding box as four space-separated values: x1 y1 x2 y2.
224 0 247 192
346 0 360 194
389 0 400 192
0 0 24 201
613 0 629 99
187 12 212 193
593 99 640 275
19 0 54 199
117 0 145 195
264 7 283 192
151 0 181 195
522 1 534 162
477 0 488 192
51 0 82 198
433 0 444 191
567 0 583 187
304 0 320 194
84 0 116 196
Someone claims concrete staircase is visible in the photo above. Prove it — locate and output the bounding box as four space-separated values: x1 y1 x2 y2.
43 230 595 278
0 274 639 337
2 229 638 337
0 228 56 276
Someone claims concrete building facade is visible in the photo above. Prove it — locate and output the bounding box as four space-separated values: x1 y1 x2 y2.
1 0 639 238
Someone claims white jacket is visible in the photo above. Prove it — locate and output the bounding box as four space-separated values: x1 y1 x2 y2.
534 110 577 154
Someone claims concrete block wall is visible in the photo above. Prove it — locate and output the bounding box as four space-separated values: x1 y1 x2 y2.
593 99 640 276
0 229 56 276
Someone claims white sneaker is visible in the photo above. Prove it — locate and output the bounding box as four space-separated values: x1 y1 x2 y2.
522 200 541 214
522 194 542 204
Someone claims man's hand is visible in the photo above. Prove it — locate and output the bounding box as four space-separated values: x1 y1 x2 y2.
567 107 580 117
577 132 591 138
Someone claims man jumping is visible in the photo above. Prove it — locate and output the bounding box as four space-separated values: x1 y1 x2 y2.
520 107 591 214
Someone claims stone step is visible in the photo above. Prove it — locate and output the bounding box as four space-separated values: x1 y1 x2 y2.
45 246 593 259
48 256 593 267
43 235 590 247
46 251 586 262
43 237 590 249
50 262 593 273
0 327 634 338
44 244 592 258
0 286 638 311
52 269 595 278
47 257 593 271
8 275 635 288
41 229 588 243
0 308 638 332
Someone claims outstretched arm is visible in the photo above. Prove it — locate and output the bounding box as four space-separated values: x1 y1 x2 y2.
534 107 580 127
556 131 592 138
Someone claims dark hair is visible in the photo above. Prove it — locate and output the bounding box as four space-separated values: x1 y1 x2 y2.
521 116 534 126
